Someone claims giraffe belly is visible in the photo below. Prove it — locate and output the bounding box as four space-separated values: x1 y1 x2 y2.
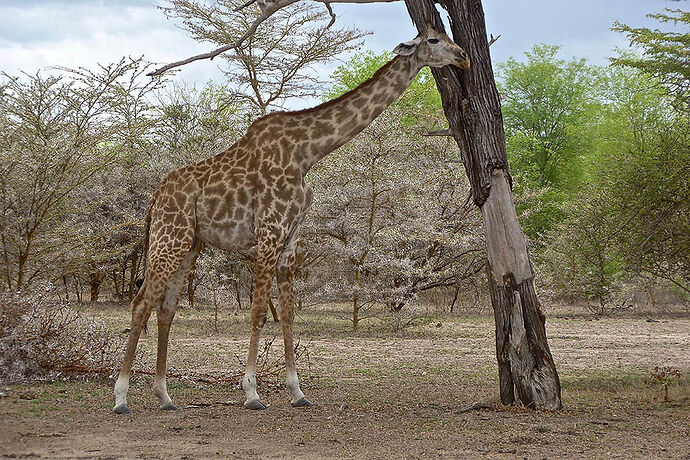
197 220 257 251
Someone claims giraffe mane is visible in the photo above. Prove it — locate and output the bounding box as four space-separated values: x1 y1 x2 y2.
262 55 402 120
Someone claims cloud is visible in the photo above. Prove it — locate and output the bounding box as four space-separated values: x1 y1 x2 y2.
0 0 673 96
0 1 225 86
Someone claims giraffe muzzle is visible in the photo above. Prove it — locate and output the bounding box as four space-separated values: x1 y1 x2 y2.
455 54 471 69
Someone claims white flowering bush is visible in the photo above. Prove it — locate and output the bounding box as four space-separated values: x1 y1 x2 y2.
0 286 126 383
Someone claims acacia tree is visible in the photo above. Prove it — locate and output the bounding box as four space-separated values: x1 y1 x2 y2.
608 5 690 292
306 53 484 330
161 0 366 115
611 6 689 110
149 0 562 410
0 59 162 291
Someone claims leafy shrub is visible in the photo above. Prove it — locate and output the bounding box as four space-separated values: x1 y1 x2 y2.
645 366 682 402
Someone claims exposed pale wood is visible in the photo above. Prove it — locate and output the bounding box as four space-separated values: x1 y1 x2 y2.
481 170 531 284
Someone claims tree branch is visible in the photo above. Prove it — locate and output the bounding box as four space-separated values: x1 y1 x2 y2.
423 128 452 137
488 33 501 47
147 0 399 76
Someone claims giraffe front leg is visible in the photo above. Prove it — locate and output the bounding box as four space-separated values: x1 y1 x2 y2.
242 236 281 410
277 251 311 408
242 322 267 410
243 295 271 410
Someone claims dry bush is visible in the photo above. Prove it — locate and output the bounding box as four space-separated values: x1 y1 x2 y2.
0 287 126 383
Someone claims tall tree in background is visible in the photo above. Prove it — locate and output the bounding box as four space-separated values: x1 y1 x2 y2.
161 0 366 115
308 56 484 329
0 59 162 291
607 5 690 292
611 6 689 110
497 45 595 239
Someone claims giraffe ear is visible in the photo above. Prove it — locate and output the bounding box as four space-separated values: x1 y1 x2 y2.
393 37 422 56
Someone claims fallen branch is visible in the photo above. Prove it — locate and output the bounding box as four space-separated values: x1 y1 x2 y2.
53 335 310 388
455 401 492 413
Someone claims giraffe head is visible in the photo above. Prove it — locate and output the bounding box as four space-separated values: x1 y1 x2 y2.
393 26 470 70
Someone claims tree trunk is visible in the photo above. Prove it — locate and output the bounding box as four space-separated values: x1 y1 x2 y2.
233 280 243 310
128 250 139 301
16 253 27 290
111 269 121 300
449 284 460 313
404 0 561 410
267 297 280 322
74 276 82 303
187 269 196 308
353 265 361 331
89 272 102 302
62 275 70 302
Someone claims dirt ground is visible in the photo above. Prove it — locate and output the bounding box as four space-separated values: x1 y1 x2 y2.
1 304 689 459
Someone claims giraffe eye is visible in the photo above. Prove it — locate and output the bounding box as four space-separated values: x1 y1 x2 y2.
427 38 440 44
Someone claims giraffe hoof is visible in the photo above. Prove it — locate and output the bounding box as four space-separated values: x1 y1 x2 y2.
113 404 131 415
161 403 179 411
290 397 313 408
244 399 268 410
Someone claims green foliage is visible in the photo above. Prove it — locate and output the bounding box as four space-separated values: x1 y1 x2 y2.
540 191 625 311
611 7 690 109
498 45 594 190
598 118 690 293
497 44 597 238
324 51 392 99
537 62 689 302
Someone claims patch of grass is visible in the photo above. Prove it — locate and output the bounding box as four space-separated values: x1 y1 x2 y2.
561 369 644 391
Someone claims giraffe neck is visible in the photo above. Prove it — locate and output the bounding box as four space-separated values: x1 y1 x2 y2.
295 55 423 173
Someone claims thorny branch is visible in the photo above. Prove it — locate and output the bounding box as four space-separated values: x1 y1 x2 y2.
61 335 310 388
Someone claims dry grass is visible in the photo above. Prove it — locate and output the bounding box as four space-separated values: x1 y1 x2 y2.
0 301 688 459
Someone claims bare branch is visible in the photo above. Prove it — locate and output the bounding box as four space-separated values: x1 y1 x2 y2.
148 0 398 76
488 33 501 47
235 0 260 11
423 128 452 137
325 2 336 28
147 47 239 76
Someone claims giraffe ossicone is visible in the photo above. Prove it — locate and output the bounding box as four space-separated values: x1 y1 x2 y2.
112 26 469 415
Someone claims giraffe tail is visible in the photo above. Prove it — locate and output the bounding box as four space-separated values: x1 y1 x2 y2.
133 190 158 334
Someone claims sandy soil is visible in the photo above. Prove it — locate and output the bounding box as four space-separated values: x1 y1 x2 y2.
1 310 688 459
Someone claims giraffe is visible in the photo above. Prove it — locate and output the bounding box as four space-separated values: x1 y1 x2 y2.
113 26 470 414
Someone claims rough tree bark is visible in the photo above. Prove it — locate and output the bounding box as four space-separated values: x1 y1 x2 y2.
404 0 562 409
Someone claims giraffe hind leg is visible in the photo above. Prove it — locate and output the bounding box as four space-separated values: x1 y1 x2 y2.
113 277 158 414
113 239 195 414
152 243 201 410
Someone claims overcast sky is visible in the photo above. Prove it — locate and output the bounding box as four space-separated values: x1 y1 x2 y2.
0 0 673 106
